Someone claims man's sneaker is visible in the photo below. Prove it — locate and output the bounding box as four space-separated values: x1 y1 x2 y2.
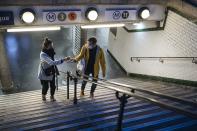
90 93 94 99
42 95 46 101
80 90 85 97
50 96 56 102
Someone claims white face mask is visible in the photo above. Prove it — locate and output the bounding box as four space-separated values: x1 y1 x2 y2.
88 41 95 49
88 45 94 49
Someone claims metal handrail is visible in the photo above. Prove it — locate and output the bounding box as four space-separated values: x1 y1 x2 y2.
67 72 197 118
131 57 197 58
60 70 197 106
59 70 197 131
104 81 197 106
77 72 197 107
60 70 197 107
130 57 197 63
60 71 197 117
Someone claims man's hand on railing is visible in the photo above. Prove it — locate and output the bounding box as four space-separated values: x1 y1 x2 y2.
69 58 77 63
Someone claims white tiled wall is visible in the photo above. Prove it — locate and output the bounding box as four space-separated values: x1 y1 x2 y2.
108 11 197 81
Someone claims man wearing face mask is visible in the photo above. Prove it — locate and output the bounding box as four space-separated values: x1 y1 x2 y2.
73 37 106 98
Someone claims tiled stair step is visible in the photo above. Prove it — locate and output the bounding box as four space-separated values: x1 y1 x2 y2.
1 78 197 131
116 78 193 92
0 88 119 118
20 103 160 130
82 113 189 131
110 79 197 104
110 79 197 112
136 92 197 112
0 84 107 103
0 95 141 125
1 100 154 130
0 85 115 110
42 108 174 130
0 88 114 111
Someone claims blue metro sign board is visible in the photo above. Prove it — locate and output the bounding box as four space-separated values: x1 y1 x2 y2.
105 8 137 21
0 11 14 25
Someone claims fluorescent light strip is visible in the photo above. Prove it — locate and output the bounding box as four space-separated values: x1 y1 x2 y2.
81 23 125 29
7 26 61 32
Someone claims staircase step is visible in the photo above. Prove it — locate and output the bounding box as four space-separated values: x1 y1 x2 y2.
1 77 197 130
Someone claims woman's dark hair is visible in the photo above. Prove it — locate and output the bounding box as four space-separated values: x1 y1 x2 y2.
88 37 97 44
42 37 52 50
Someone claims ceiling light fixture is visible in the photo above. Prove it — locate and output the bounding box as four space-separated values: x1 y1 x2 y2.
7 26 61 32
20 8 36 24
81 23 125 29
85 7 98 21
138 7 150 19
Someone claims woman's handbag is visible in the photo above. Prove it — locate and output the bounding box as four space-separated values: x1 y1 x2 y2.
76 47 87 75
77 58 86 75
41 63 54 76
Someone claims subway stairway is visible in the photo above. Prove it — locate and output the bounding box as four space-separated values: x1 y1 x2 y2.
0 1 197 130
0 77 197 131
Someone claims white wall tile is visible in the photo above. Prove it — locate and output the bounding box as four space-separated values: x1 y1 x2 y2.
108 11 197 81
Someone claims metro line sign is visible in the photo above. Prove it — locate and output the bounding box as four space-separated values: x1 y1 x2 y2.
0 5 165 28
0 11 14 25
46 12 56 22
43 9 81 24
105 8 137 21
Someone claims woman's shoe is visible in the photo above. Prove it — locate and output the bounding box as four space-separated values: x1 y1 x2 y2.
80 90 85 97
42 95 46 101
90 93 94 99
50 96 56 101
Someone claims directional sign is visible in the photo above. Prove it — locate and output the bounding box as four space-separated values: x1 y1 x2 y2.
122 11 129 19
105 8 136 21
58 12 66 21
46 12 56 22
112 11 121 20
68 12 77 21
43 9 81 24
0 5 165 28
0 11 14 25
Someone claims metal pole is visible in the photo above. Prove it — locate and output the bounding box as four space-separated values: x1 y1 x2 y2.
55 74 58 91
73 77 78 104
67 71 70 99
116 92 130 131
117 94 125 131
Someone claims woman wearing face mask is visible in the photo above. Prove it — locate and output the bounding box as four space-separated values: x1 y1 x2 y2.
72 37 106 98
38 37 70 101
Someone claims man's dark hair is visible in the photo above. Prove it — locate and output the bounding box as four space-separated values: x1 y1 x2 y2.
88 37 97 44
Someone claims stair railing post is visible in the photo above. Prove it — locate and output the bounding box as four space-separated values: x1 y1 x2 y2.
67 71 70 99
73 76 78 104
116 92 130 131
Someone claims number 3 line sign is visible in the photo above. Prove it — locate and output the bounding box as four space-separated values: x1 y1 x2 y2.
43 9 81 24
